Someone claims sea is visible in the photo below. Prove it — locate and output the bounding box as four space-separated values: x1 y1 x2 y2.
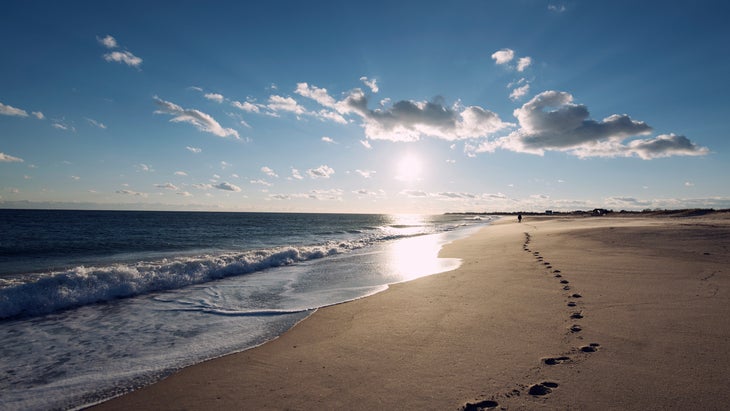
0 209 493 410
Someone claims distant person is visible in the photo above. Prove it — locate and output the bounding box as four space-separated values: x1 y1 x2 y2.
518 213 522 223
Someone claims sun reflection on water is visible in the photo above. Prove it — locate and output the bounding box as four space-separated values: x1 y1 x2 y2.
381 225 461 283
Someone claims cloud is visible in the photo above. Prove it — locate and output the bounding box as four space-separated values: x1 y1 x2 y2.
339 90 511 142
355 169 375 178
155 182 179 190
321 136 336 144
32 111 44 120
290 168 304 180
97 35 118 49
220 161 232 169
509 84 531 101
186 146 202 153
250 179 272 186
135 163 153 172
174 171 188 176
268 95 306 115
0 152 24 162
517 56 532 72
204 93 224 103
99 34 142 68
469 91 709 159
103 50 143 67
308 189 344 200
177 191 193 197
86 118 107 129
360 76 379 93
0 102 28 117
214 182 241 192
116 189 147 197
261 166 278 178
401 189 429 197
684 181 695 187
232 100 261 113
295 83 337 108
360 140 372 149
548 4 567 12
307 165 335 179
154 97 239 139
491 48 515 65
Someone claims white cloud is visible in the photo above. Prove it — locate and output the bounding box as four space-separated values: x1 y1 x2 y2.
401 189 429 198
32 111 44 120
154 96 239 139
321 136 336 144
71 175 80 180
548 4 567 12
0 152 24 162
135 163 153 172
308 189 344 201
0 102 28 117
97 35 118 49
186 146 202 153
261 166 278 178
339 90 511 142
267 95 306 115
103 50 143 67
205 93 224 103
360 76 379 93
192 183 213 190
470 91 708 160
295 83 337 108
250 179 272 186
360 140 372 149
174 171 188 176
307 164 335 179
509 84 531 101
516 56 532 72
155 182 178 190
220 161 232 169
177 191 193 197
232 100 261 113
491 48 515 65
214 182 241 192
355 169 375 178
684 181 695 187
290 168 304 180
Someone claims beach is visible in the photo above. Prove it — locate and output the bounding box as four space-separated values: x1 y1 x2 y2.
92 213 730 410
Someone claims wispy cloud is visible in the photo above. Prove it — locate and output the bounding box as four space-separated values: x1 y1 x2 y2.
261 166 278 178
0 152 24 162
509 84 531 101
321 136 336 144
290 168 304 180
86 118 107 129
360 76 379 93
116 189 147 197
155 182 179 190
185 146 202 153
355 169 375 178
154 96 239 139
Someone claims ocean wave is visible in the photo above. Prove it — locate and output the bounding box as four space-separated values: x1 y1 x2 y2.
0 243 354 320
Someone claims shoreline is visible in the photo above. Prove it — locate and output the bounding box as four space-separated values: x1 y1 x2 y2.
92 214 730 410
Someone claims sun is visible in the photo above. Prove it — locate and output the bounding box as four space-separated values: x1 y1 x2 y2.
396 154 422 183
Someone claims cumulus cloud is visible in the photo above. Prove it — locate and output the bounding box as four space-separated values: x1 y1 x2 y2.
295 83 337 108
204 93 224 103
232 100 261 113
469 91 708 159
321 136 336 144
355 169 376 178
116 189 147 197
174 171 188 176
338 90 511 142
491 48 515 65
177 191 193 197
0 152 24 162
516 56 532 72
267 95 306 115
308 189 344 200
97 35 118 49
154 96 239 139
32 111 44 120
307 165 335 179
0 102 28 117
290 168 304 180
214 182 241 192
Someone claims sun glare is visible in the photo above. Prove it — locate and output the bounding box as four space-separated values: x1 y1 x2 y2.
396 154 422 182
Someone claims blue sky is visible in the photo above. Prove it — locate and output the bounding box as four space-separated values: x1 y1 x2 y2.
1 0 728 213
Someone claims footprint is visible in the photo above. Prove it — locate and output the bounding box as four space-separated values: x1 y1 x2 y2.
580 343 601 353
528 382 559 396
543 356 571 365
560 280 569 284
567 302 577 307
569 324 582 333
563 285 571 290
570 312 584 319
571 293 582 298
553 269 561 273
462 399 499 410
555 274 562 278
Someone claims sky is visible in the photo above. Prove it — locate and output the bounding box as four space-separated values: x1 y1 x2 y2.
1 0 729 214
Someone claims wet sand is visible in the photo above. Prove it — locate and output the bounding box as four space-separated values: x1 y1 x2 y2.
93 213 730 410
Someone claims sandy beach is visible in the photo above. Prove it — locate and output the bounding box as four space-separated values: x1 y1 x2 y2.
93 213 730 410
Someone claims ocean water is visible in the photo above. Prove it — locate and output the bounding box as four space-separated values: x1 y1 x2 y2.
0 209 492 410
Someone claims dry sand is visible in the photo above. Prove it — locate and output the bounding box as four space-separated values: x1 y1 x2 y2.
93 213 730 410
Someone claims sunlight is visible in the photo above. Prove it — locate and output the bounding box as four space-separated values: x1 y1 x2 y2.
395 154 422 182
382 234 460 283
